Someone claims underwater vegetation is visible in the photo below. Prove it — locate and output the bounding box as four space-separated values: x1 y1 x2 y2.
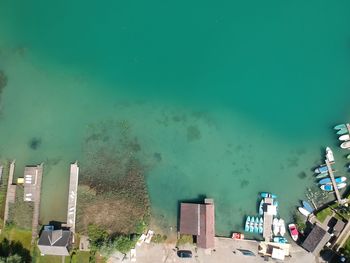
28 137 42 150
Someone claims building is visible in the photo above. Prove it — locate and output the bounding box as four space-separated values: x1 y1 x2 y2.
302 224 332 255
179 198 215 249
37 229 72 256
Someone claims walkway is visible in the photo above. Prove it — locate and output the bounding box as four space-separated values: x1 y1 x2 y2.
30 164 43 244
4 161 15 225
66 161 79 236
325 160 346 204
262 197 273 241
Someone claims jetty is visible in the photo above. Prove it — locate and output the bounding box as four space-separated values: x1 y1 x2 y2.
66 161 79 239
325 160 346 204
4 161 16 225
263 197 275 241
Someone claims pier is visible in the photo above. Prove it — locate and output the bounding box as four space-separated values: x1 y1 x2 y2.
263 197 274 241
325 160 346 204
4 161 16 225
66 161 79 238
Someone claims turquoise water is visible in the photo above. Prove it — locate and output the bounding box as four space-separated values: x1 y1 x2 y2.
0 0 350 235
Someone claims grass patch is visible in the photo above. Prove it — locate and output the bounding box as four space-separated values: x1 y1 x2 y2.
316 207 333 223
176 234 193 246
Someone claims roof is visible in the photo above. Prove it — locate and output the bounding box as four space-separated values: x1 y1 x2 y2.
38 229 71 247
179 200 215 249
302 224 331 254
333 220 346 236
272 248 285 260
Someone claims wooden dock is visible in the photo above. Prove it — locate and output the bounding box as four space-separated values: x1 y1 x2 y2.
29 164 43 244
4 161 15 225
66 161 79 237
325 160 346 204
263 197 274 241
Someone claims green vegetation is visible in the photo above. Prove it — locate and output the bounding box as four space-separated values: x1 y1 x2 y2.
341 237 350 258
316 207 333 223
0 238 31 262
151 234 167 243
176 234 193 246
0 161 10 229
293 213 306 232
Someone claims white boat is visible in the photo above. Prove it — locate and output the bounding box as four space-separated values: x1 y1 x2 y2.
278 219 286 237
339 134 350 141
326 147 334 162
341 141 350 149
273 218 279 236
320 182 347 191
288 224 299 242
298 207 311 217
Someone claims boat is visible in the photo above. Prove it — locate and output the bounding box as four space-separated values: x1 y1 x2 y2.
232 232 244 240
316 173 329 179
320 183 347 191
319 176 347 185
273 236 288 244
347 154 350 159
341 141 350 149
273 200 279 207
314 165 329 174
335 124 346 130
302 200 314 213
254 218 259 233
298 207 311 217
259 199 264 215
273 218 279 236
339 134 350 141
326 147 335 162
245 216 251 232
260 192 277 199
278 219 286 236
337 128 348 135
249 217 255 232
288 224 299 241
258 217 263 234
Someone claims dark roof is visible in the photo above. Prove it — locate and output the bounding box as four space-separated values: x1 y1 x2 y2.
302 224 331 254
179 199 215 249
333 220 346 236
38 229 71 247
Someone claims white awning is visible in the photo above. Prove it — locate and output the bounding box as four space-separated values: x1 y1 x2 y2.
272 248 285 260
267 205 277 216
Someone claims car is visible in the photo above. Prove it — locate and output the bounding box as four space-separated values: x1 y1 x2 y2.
177 250 192 258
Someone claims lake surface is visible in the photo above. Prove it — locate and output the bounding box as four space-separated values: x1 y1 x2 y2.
0 0 350 235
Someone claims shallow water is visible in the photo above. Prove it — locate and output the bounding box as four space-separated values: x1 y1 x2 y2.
0 0 350 235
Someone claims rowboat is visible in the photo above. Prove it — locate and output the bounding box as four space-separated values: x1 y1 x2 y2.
288 224 299 241
273 236 288 244
302 200 314 213
245 216 250 232
259 199 264 215
339 134 350 141
335 124 346 130
258 217 263 234
273 218 279 236
298 207 311 217
260 192 277 199
316 173 329 179
320 183 347 191
249 217 255 232
341 141 350 149
254 219 259 233
319 176 347 185
326 147 335 162
279 219 286 236
337 128 348 135
314 165 328 174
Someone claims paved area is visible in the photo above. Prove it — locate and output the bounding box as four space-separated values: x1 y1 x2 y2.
121 237 316 263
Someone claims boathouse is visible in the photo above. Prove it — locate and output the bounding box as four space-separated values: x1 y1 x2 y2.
179 198 215 249
38 228 72 256
302 224 331 255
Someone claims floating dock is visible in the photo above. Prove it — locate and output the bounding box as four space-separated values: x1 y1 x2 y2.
263 197 274 241
325 160 346 204
66 161 79 237
4 161 16 225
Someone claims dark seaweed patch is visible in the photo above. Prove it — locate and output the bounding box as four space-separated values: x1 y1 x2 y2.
187 125 201 142
29 137 42 150
240 179 249 188
153 152 162 162
298 171 307 179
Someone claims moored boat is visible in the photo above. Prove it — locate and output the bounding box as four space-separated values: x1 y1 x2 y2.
337 128 348 135
245 216 251 232
302 200 314 213
316 173 329 179
319 176 347 185
249 217 255 232
254 219 259 233
273 218 279 236
273 236 288 244
259 199 264 215
260 192 277 199
320 183 347 191
326 147 335 162
258 217 263 234
341 141 350 149
288 224 299 241
298 207 311 217
279 219 286 236
347 154 350 159
339 134 350 141
334 124 346 130
232 232 244 240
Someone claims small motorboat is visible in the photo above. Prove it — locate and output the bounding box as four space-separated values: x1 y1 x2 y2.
302 200 314 213
334 124 346 130
320 183 347 191
319 176 347 185
298 207 311 217
273 218 279 236
288 224 299 241
259 199 264 215
245 216 251 232
254 218 259 233
341 141 350 149
326 147 335 162
339 134 350 141
279 219 286 236
232 232 244 240
347 154 350 159
273 236 288 244
337 128 348 135
249 217 255 232
258 217 263 234
260 192 277 199
316 173 329 179
314 165 329 174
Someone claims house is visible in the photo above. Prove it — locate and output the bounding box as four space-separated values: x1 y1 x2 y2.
302 224 332 255
179 198 215 249
38 229 72 256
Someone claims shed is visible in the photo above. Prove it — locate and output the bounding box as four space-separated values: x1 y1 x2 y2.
38 229 72 256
